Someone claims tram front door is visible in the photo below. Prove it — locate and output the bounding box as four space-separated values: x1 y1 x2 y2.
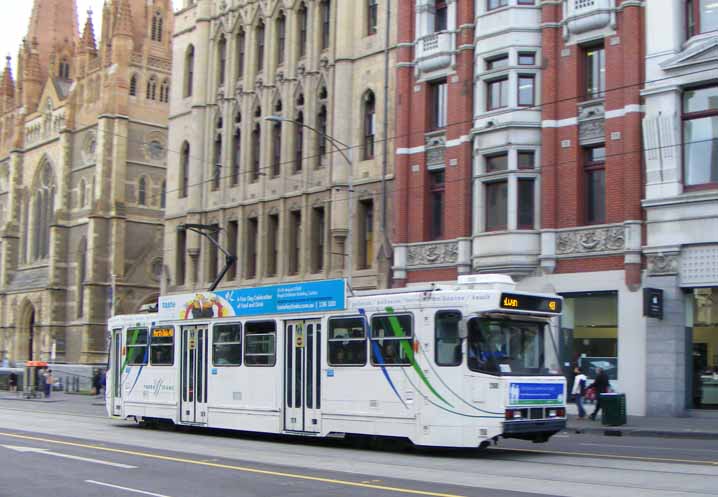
110 329 122 416
181 325 208 424
284 320 322 433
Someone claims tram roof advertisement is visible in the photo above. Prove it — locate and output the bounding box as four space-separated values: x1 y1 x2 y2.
158 279 347 321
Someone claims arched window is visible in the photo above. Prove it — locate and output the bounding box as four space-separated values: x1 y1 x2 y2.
251 107 261 181
160 79 170 103
232 112 241 186
32 161 56 261
320 0 331 50
236 29 245 80
256 21 265 72
59 58 70 79
180 141 190 198
217 35 227 86
147 76 157 100
79 179 86 207
295 111 304 173
184 45 195 97
362 91 376 160
276 13 286 65
77 238 87 318
212 117 223 190
160 180 166 208
298 3 308 58
152 11 164 42
138 177 147 205
129 74 138 96
367 0 378 35
271 100 282 177
317 105 328 158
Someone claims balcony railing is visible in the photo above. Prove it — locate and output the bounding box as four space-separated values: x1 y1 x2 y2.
563 0 615 38
415 32 453 76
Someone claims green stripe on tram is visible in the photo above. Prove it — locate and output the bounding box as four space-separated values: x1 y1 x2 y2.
385 307 453 408
119 328 141 373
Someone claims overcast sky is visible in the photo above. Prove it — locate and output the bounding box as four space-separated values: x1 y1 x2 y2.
0 1 175 76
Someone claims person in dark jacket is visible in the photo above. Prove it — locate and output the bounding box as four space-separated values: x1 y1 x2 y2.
589 367 610 421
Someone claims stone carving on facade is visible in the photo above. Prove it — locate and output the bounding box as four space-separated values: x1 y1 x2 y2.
407 242 458 267
646 253 679 276
425 132 446 167
579 119 604 143
556 226 625 255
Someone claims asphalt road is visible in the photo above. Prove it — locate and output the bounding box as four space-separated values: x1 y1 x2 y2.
0 397 716 497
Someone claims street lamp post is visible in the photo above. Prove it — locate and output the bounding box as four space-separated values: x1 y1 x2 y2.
264 116 354 290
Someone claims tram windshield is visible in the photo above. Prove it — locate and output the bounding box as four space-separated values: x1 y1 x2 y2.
467 318 560 376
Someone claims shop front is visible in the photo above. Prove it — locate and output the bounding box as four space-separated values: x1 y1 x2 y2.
689 287 718 409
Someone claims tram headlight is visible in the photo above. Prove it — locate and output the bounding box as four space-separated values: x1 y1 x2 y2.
505 409 524 420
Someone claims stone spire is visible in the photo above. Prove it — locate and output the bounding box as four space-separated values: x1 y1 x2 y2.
113 0 135 38
79 9 97 53
26 0 79 78
0 56 15 99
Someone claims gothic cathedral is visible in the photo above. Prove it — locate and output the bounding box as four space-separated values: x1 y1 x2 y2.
0 0 173 364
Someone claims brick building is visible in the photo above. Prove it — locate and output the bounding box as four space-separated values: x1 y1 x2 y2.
393 0 650 414
0 0 173 364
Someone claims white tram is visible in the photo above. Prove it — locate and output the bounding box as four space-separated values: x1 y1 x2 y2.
106 275 567 448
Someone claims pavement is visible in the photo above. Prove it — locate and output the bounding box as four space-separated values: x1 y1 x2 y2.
564 402 718 440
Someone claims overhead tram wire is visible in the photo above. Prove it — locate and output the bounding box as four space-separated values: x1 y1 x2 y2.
42 65 714 209
42 135 718 264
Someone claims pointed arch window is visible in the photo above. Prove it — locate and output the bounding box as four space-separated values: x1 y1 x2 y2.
251 107 262 182
295 111 304 173
77 238 87 318
180 141 190 198
130 74 138 96
363 91 376 160
59 58 70 80
160 80 170 103
147 75 158 100
298 3 308 58
32 162 56 261
317 105 328 159
236 30 246 79
152 11 164 42
212 117 223 190
256 21 265 72
79 179 87 207
277 13 287 66
184 45 195 97
160 180 166 208
232 112 241 186
271 100 283 177
138 176 147 205
321 0 331 50
217 35 227 86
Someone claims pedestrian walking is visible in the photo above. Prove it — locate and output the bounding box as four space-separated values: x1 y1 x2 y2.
589 367 610 421
43 369 53 398
8 372 17 393
92 369 100 396
571 366 588 419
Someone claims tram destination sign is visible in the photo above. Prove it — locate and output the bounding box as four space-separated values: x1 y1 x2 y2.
499 292 562 314
158 279 346 320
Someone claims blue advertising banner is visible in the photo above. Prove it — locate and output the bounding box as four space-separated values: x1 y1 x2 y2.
509 382 564 406
158 279 346 320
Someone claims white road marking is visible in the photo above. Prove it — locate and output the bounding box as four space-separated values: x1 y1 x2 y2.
85 480 173 497
2 444 137 468
579 442 718 454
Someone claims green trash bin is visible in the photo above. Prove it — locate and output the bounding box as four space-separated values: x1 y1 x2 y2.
599 393 626 426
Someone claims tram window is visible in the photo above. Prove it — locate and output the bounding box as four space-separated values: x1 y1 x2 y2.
328 317 367 366
245 321 276 366
150 327 175 366
370 314 413 366
213 323 242 366
126 328 148 365
435 310 462 366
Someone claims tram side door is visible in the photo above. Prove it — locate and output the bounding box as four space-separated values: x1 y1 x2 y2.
180 325 209 424
110 329 122 416
284 320 322 433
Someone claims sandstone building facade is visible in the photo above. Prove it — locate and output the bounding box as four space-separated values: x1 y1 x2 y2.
0 0 173 364
164 0 395 294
